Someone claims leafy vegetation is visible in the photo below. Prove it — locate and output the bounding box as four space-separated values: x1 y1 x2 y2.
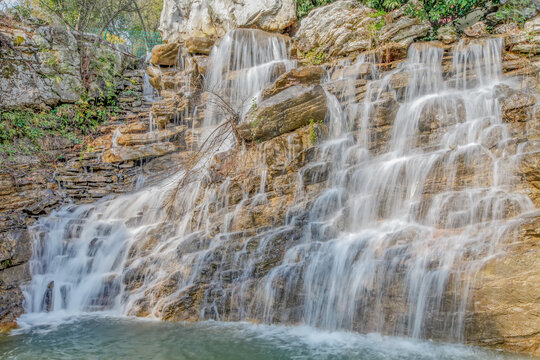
296 0 501 30
296 0 335 18
309 118 324 144
495 0 536 25
302 48 328 65
366 0 408 11
404 0 489 28
0 103 118 155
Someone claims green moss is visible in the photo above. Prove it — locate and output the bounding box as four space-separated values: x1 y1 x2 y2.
303 48 328 65
13 36 25 46
0 259 12 269
309 118 324 144
0 62 18 79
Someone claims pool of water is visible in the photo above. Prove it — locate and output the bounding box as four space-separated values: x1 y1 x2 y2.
0 314 532 360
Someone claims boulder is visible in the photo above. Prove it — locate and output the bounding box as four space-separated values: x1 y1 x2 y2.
236 85 327 142
261 66 324 100
151 42 181 66
294 0 376 59
159 0 296 48
378 16 431 44
464 21 488 38
437 25 459 44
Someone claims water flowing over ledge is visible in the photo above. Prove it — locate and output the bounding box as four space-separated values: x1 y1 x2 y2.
22 29 538 352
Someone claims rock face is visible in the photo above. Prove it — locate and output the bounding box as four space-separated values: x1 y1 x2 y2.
0 17 131 109
132 38 540 359
294 0 430 61
159 0 296 50
138 28 540 358
2 5 540 360
504 15 540 75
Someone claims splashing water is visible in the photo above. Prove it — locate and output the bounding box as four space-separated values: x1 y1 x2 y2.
22 32 537 349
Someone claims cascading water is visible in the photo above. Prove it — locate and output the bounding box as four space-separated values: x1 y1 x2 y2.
23 32 536 347
24 29 295 317
256 38 536 341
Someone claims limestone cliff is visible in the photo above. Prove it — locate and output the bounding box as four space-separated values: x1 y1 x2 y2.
159 0 296 53
1 1 540 358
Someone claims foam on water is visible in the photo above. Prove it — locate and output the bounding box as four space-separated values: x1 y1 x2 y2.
2 316 529 360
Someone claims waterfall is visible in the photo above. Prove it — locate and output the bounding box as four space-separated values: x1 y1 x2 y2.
23 29 294 317
23 33 536 345
256 38 535 340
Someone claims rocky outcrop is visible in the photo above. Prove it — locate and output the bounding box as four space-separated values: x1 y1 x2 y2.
0 16 132 109
294 0 430 61
0 66 188 329
294 1 376 58
237 85 327 142
159 0 296 53
437 25 459 44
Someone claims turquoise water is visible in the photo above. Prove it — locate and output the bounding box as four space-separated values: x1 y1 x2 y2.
0 314 533 360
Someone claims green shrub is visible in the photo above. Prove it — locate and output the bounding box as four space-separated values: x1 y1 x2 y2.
495 0 535 25
296 0 336 18
367 0 408 11
405 0 490 28
0 104 117 149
